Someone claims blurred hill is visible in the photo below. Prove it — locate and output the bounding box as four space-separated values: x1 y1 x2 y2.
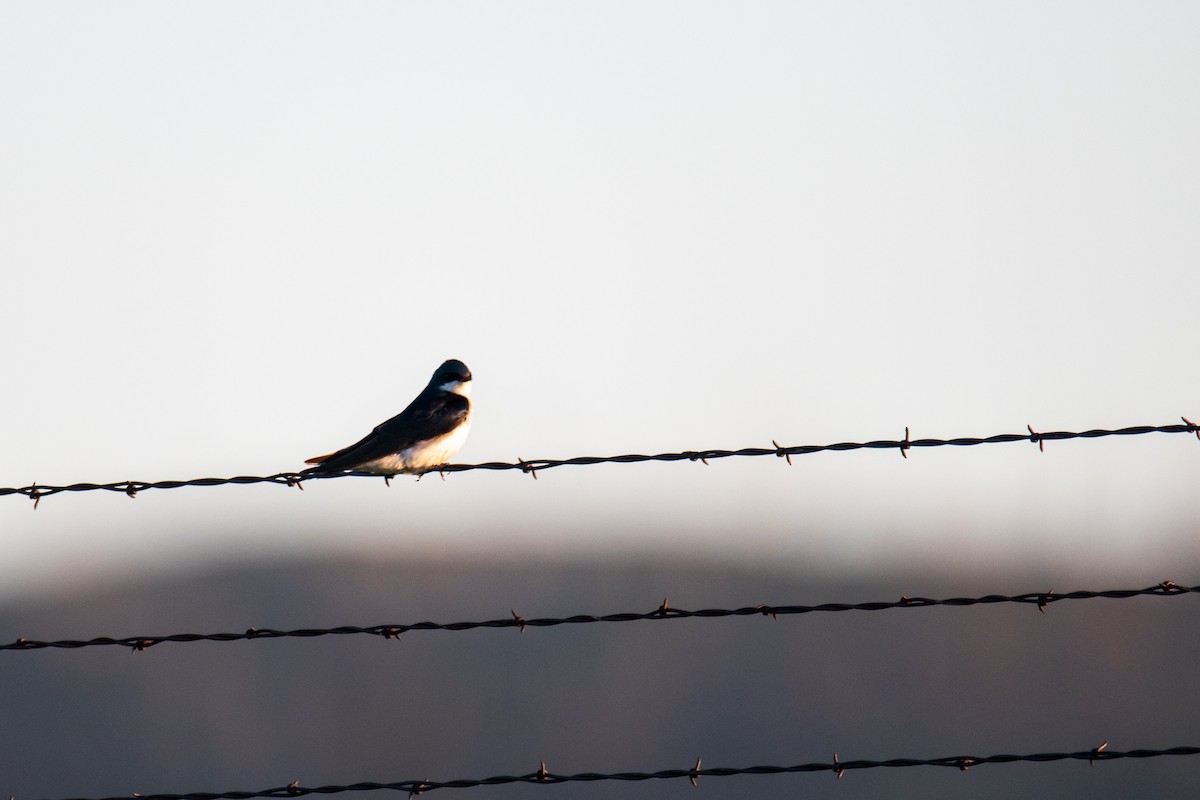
1 554 1197 799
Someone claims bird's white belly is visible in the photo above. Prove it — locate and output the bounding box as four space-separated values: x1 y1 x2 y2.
357 418 472 474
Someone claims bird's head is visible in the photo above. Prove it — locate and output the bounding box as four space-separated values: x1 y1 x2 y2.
432 359 472 397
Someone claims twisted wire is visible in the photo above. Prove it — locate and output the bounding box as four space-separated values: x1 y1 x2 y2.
35 746 1200 800
4 419 1199 506
4 581 1192 654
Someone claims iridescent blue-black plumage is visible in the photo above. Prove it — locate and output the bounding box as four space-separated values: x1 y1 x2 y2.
302 359 472 476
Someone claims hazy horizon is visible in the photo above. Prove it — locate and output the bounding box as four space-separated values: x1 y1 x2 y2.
3 555 1197 798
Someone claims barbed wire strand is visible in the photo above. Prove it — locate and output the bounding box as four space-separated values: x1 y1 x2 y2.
3 418 1198 507
4 581 1192 654
32 745 1200 800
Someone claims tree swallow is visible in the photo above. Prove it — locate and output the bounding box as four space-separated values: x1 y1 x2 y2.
302 359 473 477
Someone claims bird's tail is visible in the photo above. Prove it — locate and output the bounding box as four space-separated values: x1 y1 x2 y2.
298 463 341 479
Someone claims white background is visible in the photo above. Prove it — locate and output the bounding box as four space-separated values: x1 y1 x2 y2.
2 1 1198 598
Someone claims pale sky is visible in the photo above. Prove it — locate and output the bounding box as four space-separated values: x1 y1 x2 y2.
2 2 1198 599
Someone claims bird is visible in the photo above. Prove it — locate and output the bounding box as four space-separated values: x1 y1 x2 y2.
301 359 473 477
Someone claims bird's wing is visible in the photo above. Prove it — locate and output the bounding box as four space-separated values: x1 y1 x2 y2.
305 392 470 472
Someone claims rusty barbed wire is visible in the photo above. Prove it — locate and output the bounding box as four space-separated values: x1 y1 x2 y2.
31 745 1200 800
3 581 1192 654
2 418 1198 507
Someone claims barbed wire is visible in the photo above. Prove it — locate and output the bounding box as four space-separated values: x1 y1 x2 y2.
4 581 1192 654
3 418 1198 507
31 745 1200 800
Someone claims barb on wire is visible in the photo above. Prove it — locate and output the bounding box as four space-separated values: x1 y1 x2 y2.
3 418 1198 506
32 746 1200 800
3 582 1192 654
